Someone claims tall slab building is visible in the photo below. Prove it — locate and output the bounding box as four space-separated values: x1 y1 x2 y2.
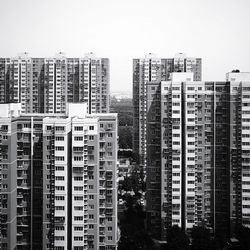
132 53 202 238
144 72 250 240
0 103 118 250
0 52 110 114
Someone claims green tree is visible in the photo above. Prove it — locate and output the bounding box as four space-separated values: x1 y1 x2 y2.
235 225 250 249
120 165 145 195
166 225 190 250
118 126 132 149
118 196 153 250
213 229 228 250
191 226 212 250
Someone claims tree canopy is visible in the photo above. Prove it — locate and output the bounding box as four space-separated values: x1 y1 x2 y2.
165 225 190 250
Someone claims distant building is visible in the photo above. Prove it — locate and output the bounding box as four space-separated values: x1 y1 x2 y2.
0 52 110 114
0 103 118 250
144 72 250 240
133 53 202 172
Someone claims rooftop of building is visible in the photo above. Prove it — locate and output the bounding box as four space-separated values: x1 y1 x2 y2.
164 71 250 82
226 71 250 82
0 52 109 60
134 52 202 60
0 103 117 119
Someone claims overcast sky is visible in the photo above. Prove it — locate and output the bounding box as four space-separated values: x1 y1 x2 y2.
1 0 250 95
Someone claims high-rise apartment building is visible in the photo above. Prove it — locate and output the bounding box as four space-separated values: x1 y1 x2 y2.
133 53 201 171
145 72 250 240
0 52 110 114
133 53 202 239
226 72 250 233
0 103 118 250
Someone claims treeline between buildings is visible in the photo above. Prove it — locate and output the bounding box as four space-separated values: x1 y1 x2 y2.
110 97 133 149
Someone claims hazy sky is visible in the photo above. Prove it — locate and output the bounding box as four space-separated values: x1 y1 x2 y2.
1 0 250 95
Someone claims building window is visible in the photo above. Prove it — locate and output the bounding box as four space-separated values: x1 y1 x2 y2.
74 196 83 200
23 123 31 128
74 156 83 161
74 237 83 241
74 136 83 141
74 206 83 210
55 236 65 241
55 206 65 212
55 196 65 200
56 166 64 171
74 216 83 221
73 147 84 151
74 176 83 181
55 156 64 161
55 136 64 141
55 146 64 151
46 126 52 131
56 176 64 181
74 126 83 131
173 196 180 199
55 126 65 131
